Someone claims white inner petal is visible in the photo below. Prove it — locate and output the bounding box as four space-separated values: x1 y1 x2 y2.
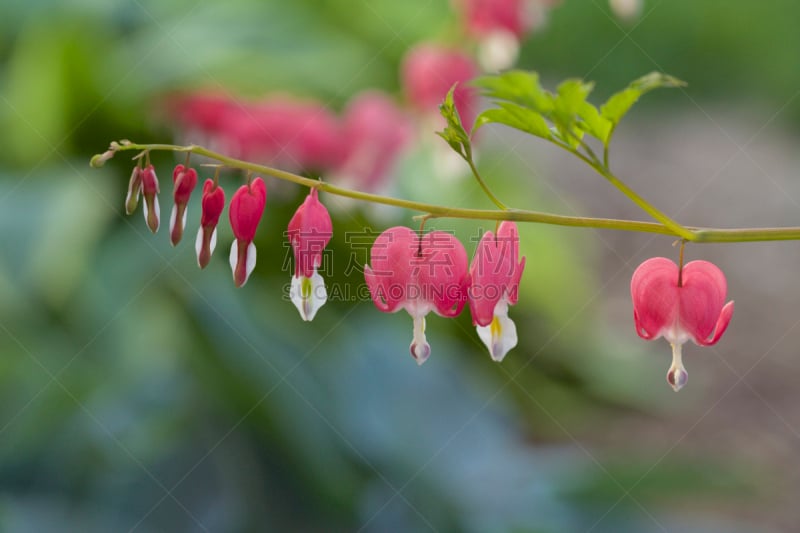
290 269 328 322
228 241 258 286
475 300 518 362
410 314 431 365
169 204 178 237
195 227 204 264
245 241 257 282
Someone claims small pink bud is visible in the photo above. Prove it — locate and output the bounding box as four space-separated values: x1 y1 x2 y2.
170 164 198 246
140 164 160 233
287 189 333 321
631 257 735 391
195 179 226 269
228 177 267 287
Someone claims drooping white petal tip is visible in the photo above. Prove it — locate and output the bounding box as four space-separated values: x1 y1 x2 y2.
476 302 518 362
229 240 257 287
169 204 178 237
667 343 688 392
290 270 327 321
410 315 430 365
195 226 218 268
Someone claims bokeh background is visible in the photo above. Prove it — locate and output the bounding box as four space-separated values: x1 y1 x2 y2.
2 1 800 531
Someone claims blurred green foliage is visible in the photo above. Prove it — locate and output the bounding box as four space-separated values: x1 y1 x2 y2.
0 0 787 531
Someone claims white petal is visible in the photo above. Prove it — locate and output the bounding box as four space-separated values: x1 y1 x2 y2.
410 314 430 365
245 241 256 281
229 240 257 286
610 0 642 20
477 30 519 72
475 300 518 362
169 204 178 238
181 205 188 230
229 240 236 272
195 226 204 264
290 269 328 322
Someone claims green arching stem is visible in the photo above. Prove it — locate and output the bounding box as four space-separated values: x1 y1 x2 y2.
93 142 800 243
465 155 507 210
564 140 695 241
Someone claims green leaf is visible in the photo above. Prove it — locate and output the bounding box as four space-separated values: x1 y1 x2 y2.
474 103 552 140
600 71 686 126
552 79 594 148
436 84 472 159
473 70 554 114
578 101 612 143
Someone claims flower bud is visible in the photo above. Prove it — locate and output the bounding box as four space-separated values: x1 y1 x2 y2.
125 166 142 215
195 179 226 269
141 164 160 233
229 177 267 287
170 164 198 246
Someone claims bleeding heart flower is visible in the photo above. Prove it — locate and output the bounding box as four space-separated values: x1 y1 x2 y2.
364 227 469 365
196 179 226 269
229 177 267 287
468 221 526 361
141 164 160 233
170 164 198 246
631 257 735 392
287 189 333 321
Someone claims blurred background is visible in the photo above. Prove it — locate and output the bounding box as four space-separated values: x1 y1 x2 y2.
1 0 799 531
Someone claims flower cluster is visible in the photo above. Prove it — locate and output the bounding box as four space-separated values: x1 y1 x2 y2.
364 222 525 364
121 155 736 390
124 160 334 320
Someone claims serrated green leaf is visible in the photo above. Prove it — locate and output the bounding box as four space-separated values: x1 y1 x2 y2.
473 70 554 114
578 101 612 143
551 79 594 148
474 104 551 140
600 71 686 126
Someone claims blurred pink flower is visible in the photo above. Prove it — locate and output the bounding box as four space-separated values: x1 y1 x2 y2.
170 93 341 173
364 227 470 365
631 257 735 391
230 98 341 172
334 91 413 191
401 44 479 130
456 0 531 38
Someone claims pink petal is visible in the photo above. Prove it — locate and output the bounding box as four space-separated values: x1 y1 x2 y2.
678 260 731 345
364 226 417 313
229 177 267 243
630 257 680 340
417 231 469 318
287 189 333 278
